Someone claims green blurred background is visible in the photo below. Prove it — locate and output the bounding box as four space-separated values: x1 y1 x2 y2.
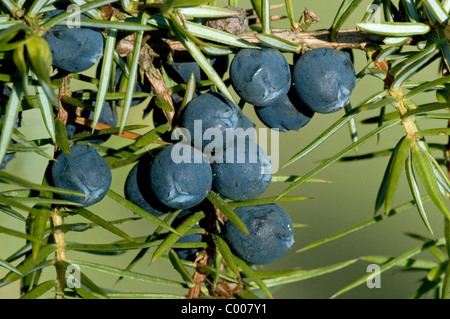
0 0 447 299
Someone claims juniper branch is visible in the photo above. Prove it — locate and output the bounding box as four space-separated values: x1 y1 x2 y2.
164 29 407 52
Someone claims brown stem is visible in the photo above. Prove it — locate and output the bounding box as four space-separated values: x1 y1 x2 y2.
51 206 66 299
163 29 400 52
56 75 71 133
74 117 141 140
187 251 209 299
50 76 72 299
242 29 399 50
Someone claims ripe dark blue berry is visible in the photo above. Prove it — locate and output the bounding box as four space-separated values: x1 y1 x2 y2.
43 10 104 73
50 144 112 207
150 144 213 210
181 92 244 150
293 48 356 114
124 152 171 217
211 142 272 201
225 204 294 264
255 87 314 132
230 47 291 107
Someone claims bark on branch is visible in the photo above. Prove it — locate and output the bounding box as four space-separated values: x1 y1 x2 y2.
242 29 391 50
164 29 408 52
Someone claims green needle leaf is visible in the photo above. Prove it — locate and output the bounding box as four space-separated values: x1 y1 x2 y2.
0 245 56 288
0 204 26 221
250 0 262 22
0 83 22 166
390 48 440 90
236 289 261 299
179 5 242 18
256 34 301 53
56 19 155 32
135 124 171 148
332 238 446 298
232 254 273 299
0 258 22 276
361 255 438 269
261 0 270 34
356 22 430 36
423 0 449 24
177 71 197 118
0 23 31 44
150 211 206 264
31 72 56 143
283 94 393 168
444 220 450 298
12 44 29 100
254 259 358 287
207 191 249 235
389 40 443 76
56 260 108 298
211 233 240 277
72 207 136 244
278 119 401 200
446 218 450 258
28 0 52 16
405 155 434 236
271 176 330 183
165 0 211 9
0 170 92 198
401 0 421 22
298 196 430 253
284 0 299 29
184 21 256 49
168 14 236 104
55 118 70 156
69 259 186 288
228 196 309 208
25 35 57 106
168 250 195 287
65 241 160 253
411 141 450 220
331 0 364 41
118 13 147 135
92 27 117 131
106 189 178 234
442 260 450 299
154 95 174 111
29 205 51 261
19 280 58 299
404 75 450 100
383 135 412 214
